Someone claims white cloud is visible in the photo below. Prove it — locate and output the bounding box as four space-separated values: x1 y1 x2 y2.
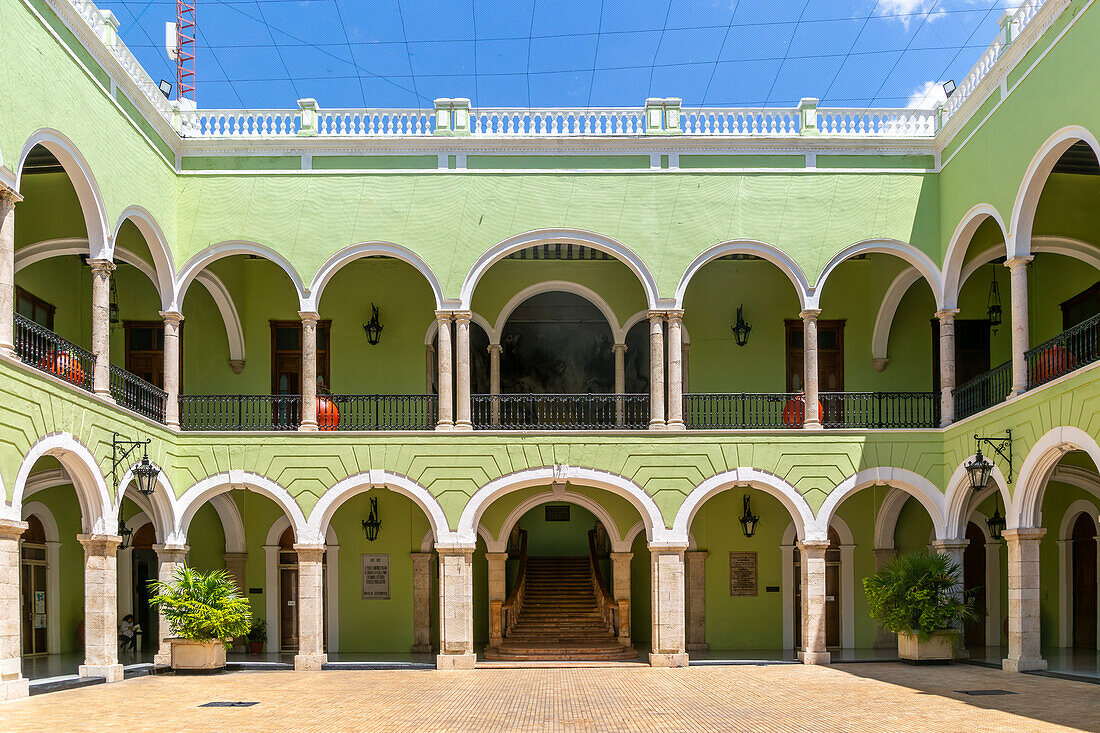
908 80 947 109
879 0 946 26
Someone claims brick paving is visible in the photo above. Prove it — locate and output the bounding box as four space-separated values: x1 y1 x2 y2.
2 663 1099 732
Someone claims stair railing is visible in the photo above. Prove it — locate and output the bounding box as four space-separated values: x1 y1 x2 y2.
500 529 528 642
588 529 618 637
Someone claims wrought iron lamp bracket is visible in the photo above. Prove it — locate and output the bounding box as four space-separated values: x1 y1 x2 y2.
974 429 1013 483
111 432 151 492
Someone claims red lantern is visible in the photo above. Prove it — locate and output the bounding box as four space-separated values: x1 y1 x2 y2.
782 395 824 428
317 395 339 430
1030 345 1072 385
39 350 85 386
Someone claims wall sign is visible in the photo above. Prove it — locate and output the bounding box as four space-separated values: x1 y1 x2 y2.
361 554 390 600
729 551 758 596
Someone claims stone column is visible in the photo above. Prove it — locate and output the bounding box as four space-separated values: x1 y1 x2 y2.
649 545 688 666
936 309 959 426
294 544 327 670
435 312 454 430
648 312 666 429
797 539 830 664
1006 256 1033 396
610 552 632 646
682 343 690 394
666 310 685 430
223 551 249 652
437 546 475 668
488 344 502 426
425 344 436 395
0 189 22 356
613 343 627 426
0 518 29 700
932 539 970 658
486 552 508 647
871 548 897 649
800 309 822 429
454 311 473 431
1003 528 1046 672
116 547 134 621
89 259 115 399
685 550 708 651
78 533 124 682
152 544 189 666
298 311 319 431
410 552 433 653
160 311 184 429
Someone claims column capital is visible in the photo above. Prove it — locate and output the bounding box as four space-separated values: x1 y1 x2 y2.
1004 255 1034 269
647 309 668 321
665 309 685 321
1002 527 1047 542
77 533 122 554
799 308 821 320
435 543 476 557
612 342 628 354
609 551 634 561
934 308 960 320
152 543 190 560
409 551 433 561
647 542 688 554
434 310 455 321
293 544 326 562
796 539 831 553
297 310 321 323
158 310 184 324
0 184 23 205
0 517 28 539
484 551 509 562
931 539 969 552
223 551 249 561
487 343 502 355
452 310 473 324
87 258 116 274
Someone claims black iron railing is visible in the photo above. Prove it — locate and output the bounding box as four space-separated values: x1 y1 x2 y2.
1027 312 1100 389
109 364 167 423
323 394 437 430
819 392 939 428
178 395 302 431
684 393 802 429
954 360 1012 421
13 313 95 392
471 393 649 429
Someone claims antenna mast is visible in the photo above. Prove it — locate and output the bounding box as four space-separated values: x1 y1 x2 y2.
175 0 196 103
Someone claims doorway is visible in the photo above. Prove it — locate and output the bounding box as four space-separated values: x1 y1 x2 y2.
278 527 299 652
1072 513 1097 649
794 528 841 649
963 522 987 648
20 515 48 657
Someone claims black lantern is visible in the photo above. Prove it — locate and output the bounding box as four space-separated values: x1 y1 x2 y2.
966 431 1014 490
132 450 160 496
117 516 133 550
109 279 121 326
361 496 382 541
363 303 383 345
112 433 160 497
731 305 752 347
987 497 1007 541
739 494 760 538
965 446 994 491
987 265 1002 334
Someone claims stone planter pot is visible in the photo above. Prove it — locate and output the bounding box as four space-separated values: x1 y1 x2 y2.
897 629 959 663
170 639 227 672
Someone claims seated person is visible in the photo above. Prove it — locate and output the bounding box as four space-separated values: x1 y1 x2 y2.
118 614 137 651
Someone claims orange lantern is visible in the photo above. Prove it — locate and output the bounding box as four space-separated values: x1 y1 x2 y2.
317 395 339 430
782 395 824 428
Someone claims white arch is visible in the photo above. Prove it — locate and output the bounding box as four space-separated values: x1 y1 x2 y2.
423 311 493 345
941 204 1009 309
1010 126 1100 260
457 465 670 545
263 514 340 652
817 467 948 541
174 470 310 545
20 500 60 542
942 456 1010 541
306 470 450 543
621 309 691 345
111 458 176 544
1058 498 1099 542
492 281 624 343
10 433 112 534
781 515 854 546
872 487 915 549
15 239 246 364
813 239 944 311
672 467 816 542
870 268 926 367
459 229 659 311
624 520 646 547
112 206 176 306
307 241 445 311
173 241 308 312
20 500 62 654
209 493 247 553
1056 498 1100 648
675 240 810 310
1014 426 1100 529
487 489 630 553
16 129 110 260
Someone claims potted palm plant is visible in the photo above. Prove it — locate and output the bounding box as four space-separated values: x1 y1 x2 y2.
863 552 978 663
150 566 251 672
247 616 268 654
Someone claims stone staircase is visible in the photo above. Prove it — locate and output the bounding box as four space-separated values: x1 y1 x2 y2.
484 556 637 661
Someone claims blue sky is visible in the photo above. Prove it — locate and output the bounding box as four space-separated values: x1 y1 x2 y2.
99 0 1009 110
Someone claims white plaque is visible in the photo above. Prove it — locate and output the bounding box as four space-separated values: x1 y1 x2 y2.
34 590 46 615
361 554 390 600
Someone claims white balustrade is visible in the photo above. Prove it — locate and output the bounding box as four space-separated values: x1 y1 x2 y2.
316 110 433 136
470 109 644 136
681 108 798 135
818 109 937 137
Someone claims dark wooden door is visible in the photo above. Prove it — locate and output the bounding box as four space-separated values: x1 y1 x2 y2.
1072 513 1097 649
932 319 990 391
963 522 987 648
278 527 299 652
124 321 166 389
785 320 845 392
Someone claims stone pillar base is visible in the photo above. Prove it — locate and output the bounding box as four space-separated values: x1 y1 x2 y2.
649 652 689 667
666 420 686 431
411 644 432 654
436 653 476 669
294 653 328 671
298 421 318 432
0 677 29 701
453 422 473 431
798 650 831 665
686 642 710 651
153 652 172 667
79 663 124 682
1003 657 1046 672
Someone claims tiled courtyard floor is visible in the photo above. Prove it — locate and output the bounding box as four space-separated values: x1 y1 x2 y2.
3 663 1100 732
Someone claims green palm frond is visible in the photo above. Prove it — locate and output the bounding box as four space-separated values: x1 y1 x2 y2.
149 566 252 648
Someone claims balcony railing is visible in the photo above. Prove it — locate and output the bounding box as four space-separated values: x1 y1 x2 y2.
819 392 939 429
13 313 95 392
684 393 801 429
178 395 302 431
471 394 649 430
109 364 167 423
1026 312 1100 389
954 361 1012 421
323 394 437 430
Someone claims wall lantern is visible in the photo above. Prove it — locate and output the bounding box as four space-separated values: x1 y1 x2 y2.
117 515 134 550
109 279 121 326
987 493 1007 541
361 496 382 542
363 303 383 346
731 305 752 347
965 430 1013 490
739 494 760 538
112 432 160 497
987 264 1003 334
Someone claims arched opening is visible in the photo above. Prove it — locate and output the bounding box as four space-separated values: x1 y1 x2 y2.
19 514 49 658
794 528 842 651
963 522 987 650
1070 513 1097 650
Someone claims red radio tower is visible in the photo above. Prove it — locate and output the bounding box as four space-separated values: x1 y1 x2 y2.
176 0 196 103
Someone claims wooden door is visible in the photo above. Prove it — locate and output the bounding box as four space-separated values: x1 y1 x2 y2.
963 522 987 648
932 319 990 391
270 320 331 394
1072 513 1097 649
793 529 842 649
785 320 845 393
278 527 299 652
124 321 166 389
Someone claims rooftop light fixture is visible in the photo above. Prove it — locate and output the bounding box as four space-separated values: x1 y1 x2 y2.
965 431 1013 490
739 494 760 538
731 305 752 347
158 80 173 99
362 496 382 542
943 80 957 98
